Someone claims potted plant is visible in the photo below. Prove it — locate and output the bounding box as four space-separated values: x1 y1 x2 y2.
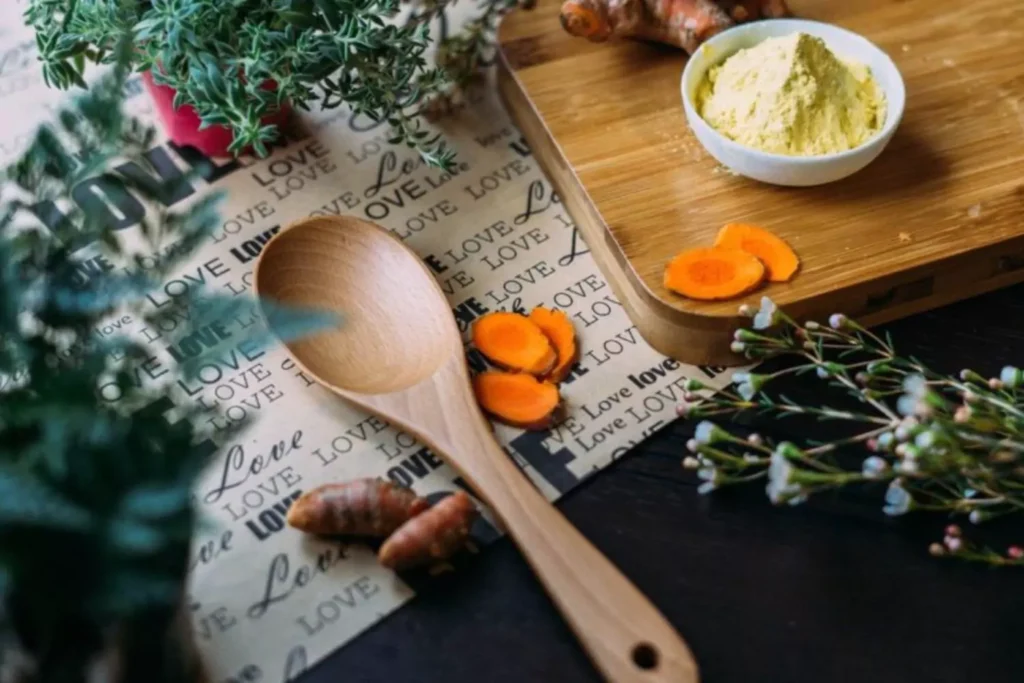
0 41 329 682
23 0 526 164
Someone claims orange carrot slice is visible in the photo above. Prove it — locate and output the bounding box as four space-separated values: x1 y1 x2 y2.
528 307 579 384
663 246 766 300
471 311 557 376
472 371 562 431
714 222 800 283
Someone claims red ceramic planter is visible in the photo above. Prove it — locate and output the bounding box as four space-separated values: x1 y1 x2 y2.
141 70 291 158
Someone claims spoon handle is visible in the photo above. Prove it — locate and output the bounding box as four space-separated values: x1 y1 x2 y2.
455 434 700 683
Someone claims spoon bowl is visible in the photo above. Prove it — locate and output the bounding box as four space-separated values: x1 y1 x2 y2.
255 215 700 683
254 216 458 394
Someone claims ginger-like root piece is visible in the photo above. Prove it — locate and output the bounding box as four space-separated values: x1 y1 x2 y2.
378 491 480 571
716 0 789 21
471 311 557 376
472 371 562 430
528 306 579 384
286 478 430 537
559 0 791 54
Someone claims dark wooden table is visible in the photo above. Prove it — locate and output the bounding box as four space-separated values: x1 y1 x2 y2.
305 285 1024 683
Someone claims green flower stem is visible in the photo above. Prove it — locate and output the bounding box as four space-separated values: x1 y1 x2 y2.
720 470 769 484
696 445 761 468
803 425 893 457
791 469 871 487
690 296 1024 567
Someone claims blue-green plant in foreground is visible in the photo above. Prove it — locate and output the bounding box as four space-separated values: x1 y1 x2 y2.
679 297 1023 567
0 39 333 681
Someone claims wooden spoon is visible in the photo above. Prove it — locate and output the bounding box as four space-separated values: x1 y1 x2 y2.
253 215 699 683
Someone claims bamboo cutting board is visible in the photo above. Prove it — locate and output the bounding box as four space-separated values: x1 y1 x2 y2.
496 0 1024 366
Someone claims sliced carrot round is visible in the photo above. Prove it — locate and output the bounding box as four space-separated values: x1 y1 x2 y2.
471 311 557 376
663 246 765 301
528 306 579 384
472 371 561 431
715 222 800 283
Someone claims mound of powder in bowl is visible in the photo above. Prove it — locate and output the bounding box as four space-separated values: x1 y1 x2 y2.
695 32 887 156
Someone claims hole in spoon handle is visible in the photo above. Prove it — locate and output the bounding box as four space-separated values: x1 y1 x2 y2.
632 642 659 671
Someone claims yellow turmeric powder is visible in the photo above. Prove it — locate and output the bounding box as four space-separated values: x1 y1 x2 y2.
696 32 886 156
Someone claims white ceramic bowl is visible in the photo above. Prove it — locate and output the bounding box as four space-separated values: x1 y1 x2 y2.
680 18 906 187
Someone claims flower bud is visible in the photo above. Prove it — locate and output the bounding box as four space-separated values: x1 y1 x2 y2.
676 402 699 419
959 368 985 383
694 421 727 445
828 313 848 330
929 543 945 557
730 341 746 354
861 456 888 478
734 329 762 342
896 395 924 418
774 442 803 460
1007 546 1024 560
682 456 700 469
914 430 938 450
895 460 919 474
752 297 779 330
883 480 912 516
1000 365 1023 388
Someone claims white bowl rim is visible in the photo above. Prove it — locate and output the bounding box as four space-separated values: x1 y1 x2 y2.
680 18 907 165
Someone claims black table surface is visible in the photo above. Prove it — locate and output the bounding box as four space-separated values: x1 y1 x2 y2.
303 285 1024 683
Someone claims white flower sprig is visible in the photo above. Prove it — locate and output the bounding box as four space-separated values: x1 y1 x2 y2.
678 297 1024 567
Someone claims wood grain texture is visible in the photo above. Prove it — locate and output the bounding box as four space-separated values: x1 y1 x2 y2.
497 0 1024 366
253 216 699 683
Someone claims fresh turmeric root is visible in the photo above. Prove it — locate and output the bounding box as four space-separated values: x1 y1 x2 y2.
714 222 800 282
528 306 579 383
715 0 789 21
664 246 765 300
378 491 480 571
286 479 430 537
472 311 557 376
472 371 562 430
559 0 790 53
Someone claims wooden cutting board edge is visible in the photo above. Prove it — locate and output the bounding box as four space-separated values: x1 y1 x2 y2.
495 41 1024 367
